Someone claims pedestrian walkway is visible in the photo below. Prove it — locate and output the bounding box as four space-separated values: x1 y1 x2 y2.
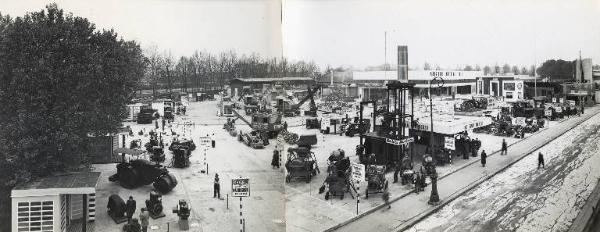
329 105 600 232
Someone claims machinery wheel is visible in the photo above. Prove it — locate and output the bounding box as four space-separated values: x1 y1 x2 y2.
325 192 330 200
120 167 138 189
153 173 177 194
285 175 290 183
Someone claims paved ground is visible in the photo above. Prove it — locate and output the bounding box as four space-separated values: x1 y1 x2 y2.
331 105 600 232
409 109 600 232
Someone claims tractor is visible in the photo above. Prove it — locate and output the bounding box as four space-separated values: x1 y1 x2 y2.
108 159 178 193
320 151 351 200
172 146 191 168
238 130 267 149
285 147 320 183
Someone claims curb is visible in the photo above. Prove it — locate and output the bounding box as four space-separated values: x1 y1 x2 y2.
324 107 598 232
395 109 598 232
568 178 600 232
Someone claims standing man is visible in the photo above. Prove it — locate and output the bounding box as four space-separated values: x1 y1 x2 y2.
214 173 221 199
161 117 165 131
211 133 216 148
538 152 545 169
501 139 507 155
139 208 149 232
126 196 137 223
480 150 487 167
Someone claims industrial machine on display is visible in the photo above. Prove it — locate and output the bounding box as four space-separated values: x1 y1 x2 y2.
285 147 320 183
364 165 388 198
145 191 165 219
276 85 320 117
320 150 351 200
358 81 415 168
238 130 267 149
107 194 127 223
108 159 178 193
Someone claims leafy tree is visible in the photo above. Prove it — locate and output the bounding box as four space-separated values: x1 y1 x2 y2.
502 64 511 74
536 59 574 80
521 67 528 76
423 62 432 70
0 4 145 229
494 65 501 74
474 64 481 71
464 65 474 71
512 65 520 75
483 65 492 75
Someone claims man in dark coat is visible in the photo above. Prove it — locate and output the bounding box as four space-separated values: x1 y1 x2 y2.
480 150 487 167
126 196 136 223
538 152 545 169
271 149 280 168
501 139 507 155
214 174 220 198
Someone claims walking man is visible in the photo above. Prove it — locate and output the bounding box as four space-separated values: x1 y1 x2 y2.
214 173 220 199
139 208 149 232
271 149 280 168
480 150 487 167
126 196 136 223
382 189 391 209
501 139 507 155
538 152 545 169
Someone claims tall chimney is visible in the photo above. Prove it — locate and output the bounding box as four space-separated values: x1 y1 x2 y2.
397 46 408 82
331 70 334 86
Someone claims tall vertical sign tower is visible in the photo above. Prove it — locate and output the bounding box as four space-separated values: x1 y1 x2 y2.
397 46 408 82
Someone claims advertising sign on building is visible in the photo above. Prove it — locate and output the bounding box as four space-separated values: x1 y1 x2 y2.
559 98 564 103
232 178 250 197
545 109 552 117
350 163 366 183
444 137 455 150
385 137 414 146
552 97 557 103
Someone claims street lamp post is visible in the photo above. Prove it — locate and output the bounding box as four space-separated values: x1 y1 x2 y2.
428 76 443 205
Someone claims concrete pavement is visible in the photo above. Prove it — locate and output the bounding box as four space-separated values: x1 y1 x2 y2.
329 105 600 232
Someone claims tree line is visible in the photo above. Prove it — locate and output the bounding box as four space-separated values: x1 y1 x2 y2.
142 47 319 96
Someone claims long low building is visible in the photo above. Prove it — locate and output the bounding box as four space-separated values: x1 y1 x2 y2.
353 70 483 101
229 77 315 97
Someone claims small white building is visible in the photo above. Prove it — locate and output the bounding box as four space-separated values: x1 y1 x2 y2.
11 172 100 232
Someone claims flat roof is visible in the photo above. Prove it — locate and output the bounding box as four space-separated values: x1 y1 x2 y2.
12 172 100 197
231 77 313 83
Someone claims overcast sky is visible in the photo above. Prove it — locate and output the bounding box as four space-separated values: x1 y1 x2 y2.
283 0 600 69
1 0 599 70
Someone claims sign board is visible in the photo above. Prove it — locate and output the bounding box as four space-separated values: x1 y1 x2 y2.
232 178 250 197
198 136 211 148
568 100 576 106
545 109 552 117
552 97 557 103
444 137 455 150
350 163 365 183
559 98 564 103
385 137 414 146
513 117 526 126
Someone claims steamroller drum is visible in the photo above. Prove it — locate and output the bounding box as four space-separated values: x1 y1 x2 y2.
153 173 178 193
107 194 126 217
119 167 139 189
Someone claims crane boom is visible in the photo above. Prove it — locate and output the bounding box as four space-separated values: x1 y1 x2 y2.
231 108 253 128
292 85 320 110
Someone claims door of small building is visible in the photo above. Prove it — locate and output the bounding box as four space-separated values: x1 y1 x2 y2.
491 81 499 96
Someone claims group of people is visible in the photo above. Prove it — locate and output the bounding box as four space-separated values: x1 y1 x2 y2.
479 138 545 169
123 196 149 232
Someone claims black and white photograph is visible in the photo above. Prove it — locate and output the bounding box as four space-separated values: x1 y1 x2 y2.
1 0 600 231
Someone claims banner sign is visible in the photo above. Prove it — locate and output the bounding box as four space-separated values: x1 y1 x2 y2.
385 137 414 146
444 137 455 150
232 178 250 197
350 163 365 183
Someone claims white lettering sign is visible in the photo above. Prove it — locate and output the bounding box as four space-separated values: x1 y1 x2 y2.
232 178 250 197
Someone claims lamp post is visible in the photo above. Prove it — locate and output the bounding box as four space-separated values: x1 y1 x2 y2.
428 76 443 205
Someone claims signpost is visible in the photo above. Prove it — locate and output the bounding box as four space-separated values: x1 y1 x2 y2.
513 117 526 126
444 136 455 150
232 178 250 232
199 136 211 174
350 163 365 215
